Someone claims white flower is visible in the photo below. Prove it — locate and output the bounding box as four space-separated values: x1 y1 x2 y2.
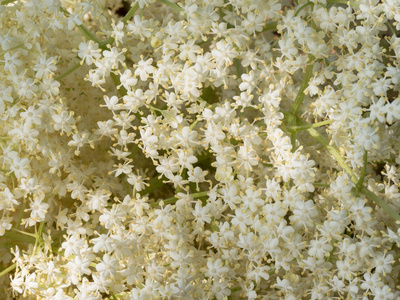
204 258 229 279
119 69 137 90
10 273 24 294
0 187 19 211
211 40 237 68
1 52 22 74
372 251 394 275
110 21 125 45
103 47 126 69
77 41 101 65
68 131 90 156
17 78 38 99
134 57 154 81
52 110 75 134
134 0 156 9
187 166 207 190
176 149 198 170
237 142 259 171
127 14 153 40
67 13 83 30
27 196 49 221
192 201 211 226
361 272 381 293
62 234 85 257
96 254 118 280
211 280 231 300
0 216 12 236
308 238 333 260
10 156 30 178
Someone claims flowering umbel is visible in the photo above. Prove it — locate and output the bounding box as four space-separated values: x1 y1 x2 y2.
0 0 400 299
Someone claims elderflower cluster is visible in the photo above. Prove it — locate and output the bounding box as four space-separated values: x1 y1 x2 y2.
1 0 400 299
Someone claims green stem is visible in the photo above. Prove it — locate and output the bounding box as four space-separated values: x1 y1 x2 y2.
290 56 314 117
290 132 297 152
3 230 36 243
11 228 36 238
122 3 140 23
110 72 127 94
270 38 279 49
230 286 242 293
326 0 358 7
295 1 314 17
314 183 330 188
234 58 242 77
300 117 400 221
103 3 140 46
129 144 140 158
55 62 81 81
60 7 105 46
0 43 25 56
16 198 26 229
78 25 105 47
189 118 201 130
361 187 400 221
139 176 166 197
110 292 118 300
386 22 397 36
305 122 357 183
288 119 332 132
288 55 314 151
356 150 367 193
157 0 184 13
0 0 16 5
152 191 209 207
262 22 277 32
0 263 16 278
33 221 45 256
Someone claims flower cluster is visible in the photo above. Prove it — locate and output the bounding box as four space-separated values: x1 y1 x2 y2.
1 0 400 299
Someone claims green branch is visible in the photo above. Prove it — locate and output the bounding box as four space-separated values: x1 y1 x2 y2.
234 58 242 77
386 22 397 36
295 1 314 17
0 43 25 56
152 190 209 207
361 187 400 222
122 3 140 23
298 116 400 222
0 263 16 278
326 0 359 7
3 230 36 244
304 122 357 183
78 24 105 46
262 22 278 32
103 3 140 46
290 56 315 117
157 0 184 13
356 150 368 193
60 7 106 47
288 119 332 132
55 62 81 81
0 0 16 5
288 55 315 151
139 176 166 197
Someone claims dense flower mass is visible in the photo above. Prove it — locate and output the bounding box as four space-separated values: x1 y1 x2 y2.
1 0 400 298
